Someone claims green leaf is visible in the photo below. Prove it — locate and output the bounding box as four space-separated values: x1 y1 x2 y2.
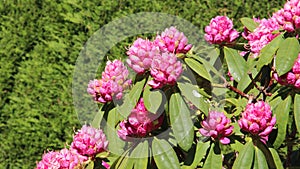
110 150 130 169
269 148 284 169
131 141 149 169
275 37 300 76
184 58 212 81
294 94 300 132
203 143 222 169
273 96 291 148
106 108 125 155
253 146 268 169
96 151 109 158
224 47 248 81
240 17 259 32
169 93 194 151
191 49 224 79
189 141 210 168
143 84 166 113
232 141 254 169
117 78 146 119
85 161 94 169
152 138 180 169
256 34 284 70
91 110 104 128
177 81 209 115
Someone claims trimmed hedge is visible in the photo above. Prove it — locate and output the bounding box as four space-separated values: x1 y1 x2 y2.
0 0 284 168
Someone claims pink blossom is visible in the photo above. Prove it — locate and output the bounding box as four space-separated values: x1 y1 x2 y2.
199 111 233 144
36 149 87 169
154 26 192 54
148 52 183 89
126 38 160 74
274 54 300 89
243 17 280 57
117 98 164 141
36 151 61 169
272 0 300 32
102 161 110 169
204 16 239 45
238 101 276 142
57 148 86 169
87 60 131 103
71 125 108 157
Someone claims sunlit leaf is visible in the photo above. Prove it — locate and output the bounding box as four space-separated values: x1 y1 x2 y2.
169 93 194 151
143 84 166 114
269 148 284 169
294 94 300 132
240 17 259 32
224 47 248 81
177 81 209 115
203 143 222 169
131 141 149 169
253 146 268 169
273 96 291 149
152 137 180 169
232 141 254 169
117 78 146 119
185 58 212 81
275 37 300 76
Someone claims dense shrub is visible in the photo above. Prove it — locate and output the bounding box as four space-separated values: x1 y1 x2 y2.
0 0 285 168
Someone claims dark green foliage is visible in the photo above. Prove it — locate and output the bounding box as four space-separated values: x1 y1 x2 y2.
0 0 285 168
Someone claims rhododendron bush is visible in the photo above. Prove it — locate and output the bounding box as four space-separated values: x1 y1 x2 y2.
37 1 300 168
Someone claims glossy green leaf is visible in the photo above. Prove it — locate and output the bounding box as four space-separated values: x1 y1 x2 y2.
169 93 194 151
91 110 103 128
232 141 254 169
117 78 146 119
189 141 210 169
203 143 222 169
177 81 209 115
185 58 212 81
143 84 166 114
253 147 268 169
110 150 130 169
275 37 300 76
240 17 259 32
85 161 94 169
152 138 180 169
106 108 125 155
256 34 284 70
224 47 248 81
269 148 284 169
191 49 224 79
273 96 291 149
294 94 300 132
116 156 135 169
131 141 149 169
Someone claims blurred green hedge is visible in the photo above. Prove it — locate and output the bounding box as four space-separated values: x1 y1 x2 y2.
0 0 284 168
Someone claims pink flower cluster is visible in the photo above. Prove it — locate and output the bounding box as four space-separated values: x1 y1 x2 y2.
242 0 300 57
148 52 183 88
204 16 239 45
242 17 280 57
238 101 276 142
36 125 110 169
126 38 160 74
199 111 233 144
154 26 192 54
274 54 300 89
71 125 108 157
273 0 300 32
127 27 191 88
87 60 131 103
118 98 164 141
